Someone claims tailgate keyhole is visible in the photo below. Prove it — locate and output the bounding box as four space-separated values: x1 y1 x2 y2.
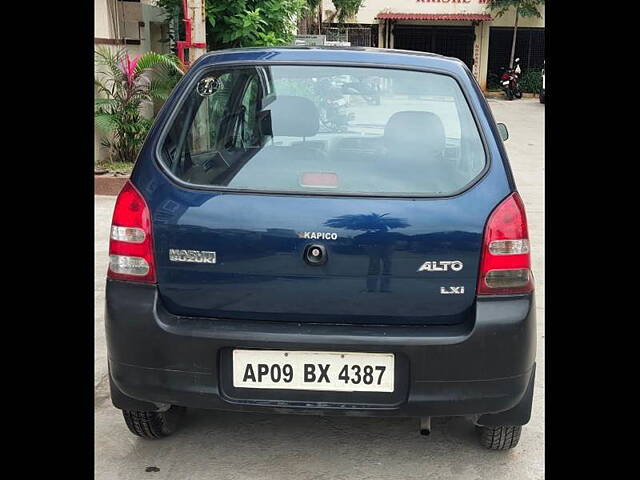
304 244 327 266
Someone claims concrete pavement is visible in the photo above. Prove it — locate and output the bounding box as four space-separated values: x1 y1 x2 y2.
94 97 544 479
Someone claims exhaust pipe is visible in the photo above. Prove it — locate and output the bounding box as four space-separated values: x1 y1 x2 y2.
419 417 431 436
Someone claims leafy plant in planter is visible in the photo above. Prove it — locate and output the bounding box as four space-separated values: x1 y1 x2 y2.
95 48 183 165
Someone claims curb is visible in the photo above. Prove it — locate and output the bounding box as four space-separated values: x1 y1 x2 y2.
484 91 538 99
95 175 129 196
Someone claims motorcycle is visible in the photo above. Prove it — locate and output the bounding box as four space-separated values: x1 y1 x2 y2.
500 57 523 100
315 78 354 132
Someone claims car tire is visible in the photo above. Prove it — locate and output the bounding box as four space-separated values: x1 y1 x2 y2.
477 425 522 450
122 406 186 439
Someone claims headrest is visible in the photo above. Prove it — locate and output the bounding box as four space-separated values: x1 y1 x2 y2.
264 95 319 138
383 111 446 157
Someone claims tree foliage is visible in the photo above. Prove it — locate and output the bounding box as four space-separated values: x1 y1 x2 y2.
299 0 321 33
305 0 321 10
156 0 307 50
330 0 364 25
486 0 545 19
155 1 366 49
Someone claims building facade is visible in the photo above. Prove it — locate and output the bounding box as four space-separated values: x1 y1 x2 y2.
321 0 545 91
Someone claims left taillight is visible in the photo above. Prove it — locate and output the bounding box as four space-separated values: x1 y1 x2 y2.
107 181 156 283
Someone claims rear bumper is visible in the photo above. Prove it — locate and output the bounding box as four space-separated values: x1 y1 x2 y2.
106 280 536 423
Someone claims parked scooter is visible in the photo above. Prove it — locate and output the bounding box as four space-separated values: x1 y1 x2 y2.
500 58 523 100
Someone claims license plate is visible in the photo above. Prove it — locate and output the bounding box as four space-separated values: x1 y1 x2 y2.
232 350 395 392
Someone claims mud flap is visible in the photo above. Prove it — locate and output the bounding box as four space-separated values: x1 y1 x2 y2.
476 363 536 427
109 366 169 413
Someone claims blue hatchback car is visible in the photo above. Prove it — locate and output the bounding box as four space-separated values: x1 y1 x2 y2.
105 47 536 450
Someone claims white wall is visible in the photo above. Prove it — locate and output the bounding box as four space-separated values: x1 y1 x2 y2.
95 0 111 38
326 0 496 25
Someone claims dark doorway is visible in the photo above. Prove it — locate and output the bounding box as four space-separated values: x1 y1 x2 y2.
392 25 475 70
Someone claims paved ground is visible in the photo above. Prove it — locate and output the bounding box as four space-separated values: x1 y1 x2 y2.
95 98 544 479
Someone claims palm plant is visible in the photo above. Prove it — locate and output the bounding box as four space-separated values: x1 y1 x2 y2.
95 48 184 164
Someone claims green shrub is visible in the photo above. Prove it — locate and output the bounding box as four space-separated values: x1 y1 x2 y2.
519 69 543 93
486 72 502 91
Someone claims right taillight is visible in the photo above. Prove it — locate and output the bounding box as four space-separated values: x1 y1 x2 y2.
477 192 533 295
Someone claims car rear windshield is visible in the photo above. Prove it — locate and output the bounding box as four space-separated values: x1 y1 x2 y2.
159 64 486 196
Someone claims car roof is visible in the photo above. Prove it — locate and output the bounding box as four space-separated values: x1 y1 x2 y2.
192 46 469 74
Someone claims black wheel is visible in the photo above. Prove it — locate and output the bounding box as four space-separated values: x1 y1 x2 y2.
539 91 545 104
477 425 522 450
122 406 186 439
514 89 523 99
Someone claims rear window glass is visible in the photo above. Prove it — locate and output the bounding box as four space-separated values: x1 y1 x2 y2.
159 65 486 196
